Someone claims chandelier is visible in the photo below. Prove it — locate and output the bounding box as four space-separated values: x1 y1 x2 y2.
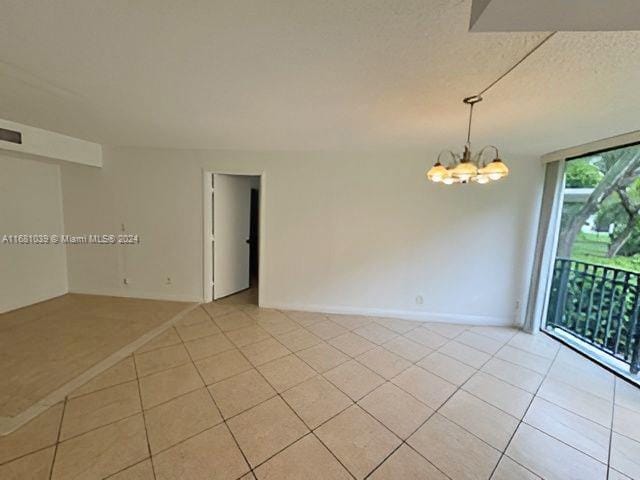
426 95 508 185
425 31 558 186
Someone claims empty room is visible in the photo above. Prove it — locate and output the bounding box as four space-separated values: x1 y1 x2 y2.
1 1 639 479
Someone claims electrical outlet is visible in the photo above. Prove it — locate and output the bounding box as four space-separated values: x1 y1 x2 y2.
416 295 424 305
123 278 130 285
165 277 172 285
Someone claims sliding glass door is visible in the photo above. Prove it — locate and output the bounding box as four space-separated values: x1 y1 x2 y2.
543 144 640 376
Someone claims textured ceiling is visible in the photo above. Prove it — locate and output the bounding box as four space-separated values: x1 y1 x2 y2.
0 0 639 156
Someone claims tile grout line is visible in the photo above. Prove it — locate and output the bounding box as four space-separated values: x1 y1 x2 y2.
379 327 550 479
281 348 380 480
477 361 544 393
47 397 67 480
449 343 547 377
134 328 182 355
101 314 638 477
140 340 359 436
206 306 357 476
542 328 640 390
65 359 139 401
0 443 57 468
602 426 638 445
0 309 377 467
524 391 614 433
3 351 426 474
143 324 531 399
606 379 617 479
359 401 452 480
294 315 469 479
188 306 256 479
118 317 532 442
506 357 619 474
52 409 143 445
487 340 563 479
216 308 362 478
132 351 158 480
53 384 362 470
218 323 358 478
455 338 623 431
238 312 541 479
11 300 625 480
103 458 152 479
526 361 618 426
519 417 612 467
400 338 501 475
0 301 199 437
359 328 490 480
39 330 602 480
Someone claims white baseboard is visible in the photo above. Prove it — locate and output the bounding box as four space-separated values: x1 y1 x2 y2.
68 287 202 303
63 289 514 326
262 302 515 327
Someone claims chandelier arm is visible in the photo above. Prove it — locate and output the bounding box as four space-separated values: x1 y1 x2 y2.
475 145 500 167
437 150 457 167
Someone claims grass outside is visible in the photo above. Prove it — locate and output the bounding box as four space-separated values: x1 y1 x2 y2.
570 232 640 273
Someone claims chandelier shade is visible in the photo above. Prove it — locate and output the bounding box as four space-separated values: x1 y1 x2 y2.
425 162 448 182
480 157 509 180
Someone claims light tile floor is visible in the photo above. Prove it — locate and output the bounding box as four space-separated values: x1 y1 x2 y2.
0 294 190 418
1 300 639 480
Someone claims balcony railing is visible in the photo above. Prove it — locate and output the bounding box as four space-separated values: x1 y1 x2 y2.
546 258 640 374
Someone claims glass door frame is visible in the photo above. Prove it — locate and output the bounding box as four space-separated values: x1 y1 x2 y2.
531 134 640 383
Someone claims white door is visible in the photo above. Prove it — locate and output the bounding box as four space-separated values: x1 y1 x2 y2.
213 174 252 299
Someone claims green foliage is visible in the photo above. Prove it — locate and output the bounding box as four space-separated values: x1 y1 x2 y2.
565 159 603 188
594 196 625 231
560 146 640 271
570 251 640 275
618 228 640 256
571 231 609 257
558 203 582 239
592 178 640 256
570 232 640 273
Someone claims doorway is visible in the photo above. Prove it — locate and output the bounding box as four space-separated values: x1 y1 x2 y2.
203 172 263 306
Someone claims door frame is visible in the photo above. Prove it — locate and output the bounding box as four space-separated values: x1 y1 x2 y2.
202 169 266 306
530 160 566 333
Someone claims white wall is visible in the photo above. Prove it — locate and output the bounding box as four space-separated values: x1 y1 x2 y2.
61 146 544 325
0 153 68 312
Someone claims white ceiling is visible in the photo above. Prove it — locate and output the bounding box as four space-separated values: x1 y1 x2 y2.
0 0 639 156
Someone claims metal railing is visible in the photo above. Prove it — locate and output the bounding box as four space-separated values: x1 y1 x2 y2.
546 258 640 374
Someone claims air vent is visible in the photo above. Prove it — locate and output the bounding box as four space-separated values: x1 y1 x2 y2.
0 127 22 144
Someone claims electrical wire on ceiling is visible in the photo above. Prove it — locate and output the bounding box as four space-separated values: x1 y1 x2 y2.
477 31 557 97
